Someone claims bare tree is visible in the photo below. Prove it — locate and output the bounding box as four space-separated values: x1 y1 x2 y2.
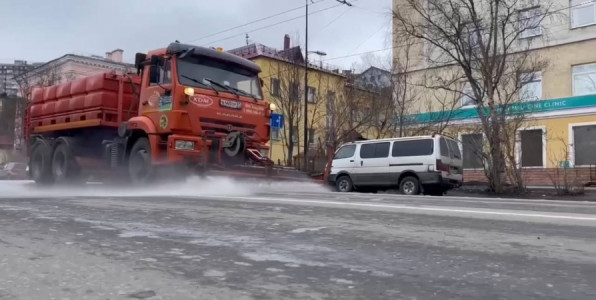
547 137 585 195
12 65 63 151
394 0 554 193
267 60 304 166
321 78 378 178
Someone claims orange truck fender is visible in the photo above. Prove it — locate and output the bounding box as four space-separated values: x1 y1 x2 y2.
125 116 161 161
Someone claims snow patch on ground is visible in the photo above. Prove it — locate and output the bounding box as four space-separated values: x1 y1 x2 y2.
290 227 327 233
0 176 328 199
330 278 355 285
242 251 326 267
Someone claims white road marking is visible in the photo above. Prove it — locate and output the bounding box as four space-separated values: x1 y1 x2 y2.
262 191 596 206
198 195 596 222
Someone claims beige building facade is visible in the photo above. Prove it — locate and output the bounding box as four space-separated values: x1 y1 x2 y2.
393 0 596 185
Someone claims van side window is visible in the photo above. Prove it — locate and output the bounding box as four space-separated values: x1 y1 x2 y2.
392 139 433 157
447 139 461 159
360 142 390 159
334 145 356 160
440 138 449 156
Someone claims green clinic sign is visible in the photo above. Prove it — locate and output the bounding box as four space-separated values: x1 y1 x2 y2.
410 94 596 123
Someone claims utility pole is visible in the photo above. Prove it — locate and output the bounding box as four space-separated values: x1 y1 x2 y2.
303 0 309 172
303 0 351 172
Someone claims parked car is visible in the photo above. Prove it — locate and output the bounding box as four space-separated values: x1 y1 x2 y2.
328 135 463 195
0 162 28 180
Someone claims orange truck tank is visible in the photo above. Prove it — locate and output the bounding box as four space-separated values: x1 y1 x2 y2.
26 42 305 185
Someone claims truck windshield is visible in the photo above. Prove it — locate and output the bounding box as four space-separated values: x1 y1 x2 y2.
177 56 263 100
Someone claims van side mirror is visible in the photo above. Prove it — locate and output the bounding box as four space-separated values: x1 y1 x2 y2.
149 66 160 84
259 78 264 87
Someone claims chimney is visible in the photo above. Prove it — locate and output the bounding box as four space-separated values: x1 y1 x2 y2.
284 34 290 50
106 49 124 63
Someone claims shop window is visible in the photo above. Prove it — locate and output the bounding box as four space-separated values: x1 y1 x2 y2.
573 124 596 165
519 129 544 167
462 133 484 169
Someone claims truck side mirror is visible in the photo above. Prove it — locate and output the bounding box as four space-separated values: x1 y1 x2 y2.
150 56 164 66
260 78 264 87
135 53 147 69
149 66 160 84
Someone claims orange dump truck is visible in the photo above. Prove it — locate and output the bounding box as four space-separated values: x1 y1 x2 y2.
26 42 301 185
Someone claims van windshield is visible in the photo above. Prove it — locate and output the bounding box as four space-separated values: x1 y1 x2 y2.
334 145 356 160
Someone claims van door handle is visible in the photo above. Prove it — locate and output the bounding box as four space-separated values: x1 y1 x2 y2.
360 161 363 166
349 160 354 162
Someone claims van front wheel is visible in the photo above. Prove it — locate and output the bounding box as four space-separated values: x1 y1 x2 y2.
336 176 354 192
399 176 420 195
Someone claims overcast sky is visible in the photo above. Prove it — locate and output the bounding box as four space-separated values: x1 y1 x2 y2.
0 0 392 70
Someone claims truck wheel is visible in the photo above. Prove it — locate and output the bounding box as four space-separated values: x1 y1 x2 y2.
30 140 54 185
51 140 80 183
399 176 420 195
128 137 153 184
335 175 354 192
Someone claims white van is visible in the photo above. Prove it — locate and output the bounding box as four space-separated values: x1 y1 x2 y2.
328 135 463 195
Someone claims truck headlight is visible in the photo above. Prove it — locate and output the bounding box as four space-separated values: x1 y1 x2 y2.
184 87 195 96
175 140 195 150
269 103 277 111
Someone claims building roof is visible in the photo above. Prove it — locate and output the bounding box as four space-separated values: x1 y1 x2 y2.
228 43 345 77
359 66 391 76
17 53 133 81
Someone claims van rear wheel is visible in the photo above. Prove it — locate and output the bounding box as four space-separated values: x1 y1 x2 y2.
336 176 354 192
399 176 420 195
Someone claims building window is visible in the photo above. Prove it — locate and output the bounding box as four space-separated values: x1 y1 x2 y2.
460 82 476 107
572 63 596 96
360 142 390 159
519 129 544 167
307 86 317 103
520 72 542 101
520 7 542 38
271 128 281 140
308 128 316 144
573 124 596 165
461 133 484 169
270 78 280 97
571 0 596 28
290 82 299 101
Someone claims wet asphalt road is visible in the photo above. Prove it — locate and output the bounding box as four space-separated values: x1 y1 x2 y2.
1 180 596 300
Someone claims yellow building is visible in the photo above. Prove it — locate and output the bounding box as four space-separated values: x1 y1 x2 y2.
229 36 346 170
393 0 596 185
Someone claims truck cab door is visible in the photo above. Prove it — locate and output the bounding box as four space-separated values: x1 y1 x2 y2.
140 57 173 115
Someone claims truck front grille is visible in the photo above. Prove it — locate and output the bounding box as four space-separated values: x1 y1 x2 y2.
199 118 257 135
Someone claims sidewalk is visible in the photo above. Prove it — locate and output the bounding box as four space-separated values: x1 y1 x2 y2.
450 184 596 202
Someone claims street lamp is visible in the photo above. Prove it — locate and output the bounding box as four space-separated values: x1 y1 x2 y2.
303 0 349 172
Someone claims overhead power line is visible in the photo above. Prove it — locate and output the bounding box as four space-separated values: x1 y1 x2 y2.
201 3 345 46
186 1 327 43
